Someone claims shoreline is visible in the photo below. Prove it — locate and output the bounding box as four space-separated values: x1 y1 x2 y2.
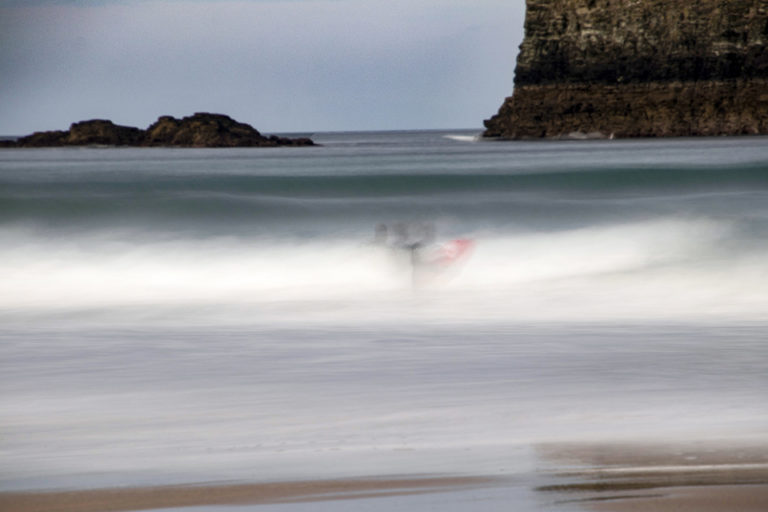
585 485 768 512
0 475 504 512
536 441 768 512
4 442 768 512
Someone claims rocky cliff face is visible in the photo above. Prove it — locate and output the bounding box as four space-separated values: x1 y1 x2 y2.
484 0 768 138
4 113 314 148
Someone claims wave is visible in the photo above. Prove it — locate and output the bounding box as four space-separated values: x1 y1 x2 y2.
443 134 481 142
2 138 766 325
2 165 766 232
4 162 766 197
2 218 766 325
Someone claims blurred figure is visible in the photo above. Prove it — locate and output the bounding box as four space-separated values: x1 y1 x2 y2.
375 222 440 286
405 223 436 272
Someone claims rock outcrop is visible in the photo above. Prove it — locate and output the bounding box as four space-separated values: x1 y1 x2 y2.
142 113 314 147
4 113 315 147
8 119 144 147
484 0 768 139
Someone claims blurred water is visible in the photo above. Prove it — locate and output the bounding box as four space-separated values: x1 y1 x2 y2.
1 132 767 497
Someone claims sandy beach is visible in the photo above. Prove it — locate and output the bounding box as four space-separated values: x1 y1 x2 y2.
537 440 768 512
587 485 768 512
4 441 767 512
3 475 766 512
0 475 502 512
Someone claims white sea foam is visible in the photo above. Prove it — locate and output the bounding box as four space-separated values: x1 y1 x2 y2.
1 217 765 326
443 133 481 142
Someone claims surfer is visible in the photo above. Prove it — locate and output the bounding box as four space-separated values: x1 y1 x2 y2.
373 222 472 286
379 222 436 285
407 223 435 270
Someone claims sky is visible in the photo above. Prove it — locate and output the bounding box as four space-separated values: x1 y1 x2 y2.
0 0 525 134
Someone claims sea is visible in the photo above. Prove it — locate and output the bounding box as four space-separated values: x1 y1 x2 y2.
1 130 767 509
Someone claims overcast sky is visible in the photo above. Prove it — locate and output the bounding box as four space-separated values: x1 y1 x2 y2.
0 0 525 134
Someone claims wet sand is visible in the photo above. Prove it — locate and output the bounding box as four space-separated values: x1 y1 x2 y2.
4 441 767 512
587 485 768 512
536 440 768 512
0 475 502 512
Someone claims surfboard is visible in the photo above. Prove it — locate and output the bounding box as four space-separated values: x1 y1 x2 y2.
430 238 475 266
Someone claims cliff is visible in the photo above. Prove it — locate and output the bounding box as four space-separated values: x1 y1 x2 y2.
484 0 768 138
4 113 315 148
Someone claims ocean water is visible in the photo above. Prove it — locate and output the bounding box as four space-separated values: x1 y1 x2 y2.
1 131 767 499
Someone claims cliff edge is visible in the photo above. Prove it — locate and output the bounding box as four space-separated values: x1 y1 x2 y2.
484 0 768 138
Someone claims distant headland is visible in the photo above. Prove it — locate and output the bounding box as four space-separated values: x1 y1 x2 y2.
0 113 315 148
484 0 768 139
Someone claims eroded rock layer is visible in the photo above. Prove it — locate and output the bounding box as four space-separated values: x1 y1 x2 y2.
484 0 768 138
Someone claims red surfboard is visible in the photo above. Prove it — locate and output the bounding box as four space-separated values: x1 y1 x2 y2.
431 238 475 266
